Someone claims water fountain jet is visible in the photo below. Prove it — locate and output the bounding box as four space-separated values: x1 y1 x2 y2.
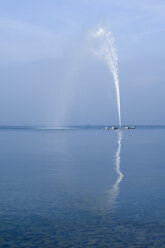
90 27 121 127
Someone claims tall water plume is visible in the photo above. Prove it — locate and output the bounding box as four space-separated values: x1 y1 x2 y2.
90 27 121 126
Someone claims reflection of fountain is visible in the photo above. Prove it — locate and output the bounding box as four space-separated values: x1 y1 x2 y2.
108 131 123 208
53 130 124 214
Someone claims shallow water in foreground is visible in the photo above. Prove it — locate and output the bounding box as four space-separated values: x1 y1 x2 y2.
0 126 165 247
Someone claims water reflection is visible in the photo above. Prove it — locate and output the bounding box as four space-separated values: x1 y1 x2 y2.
49 130 124 213
107 131 123 209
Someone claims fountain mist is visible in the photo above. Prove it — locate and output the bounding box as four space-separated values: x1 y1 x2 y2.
90 27 121 126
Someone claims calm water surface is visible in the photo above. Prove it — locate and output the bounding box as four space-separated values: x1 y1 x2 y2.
0 126 165 247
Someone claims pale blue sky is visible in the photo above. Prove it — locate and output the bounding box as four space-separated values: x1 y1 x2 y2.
0 0 165 125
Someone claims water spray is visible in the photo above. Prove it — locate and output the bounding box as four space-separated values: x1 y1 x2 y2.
90 27 121 126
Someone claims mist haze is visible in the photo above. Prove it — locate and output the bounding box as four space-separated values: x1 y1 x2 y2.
0 0 165 125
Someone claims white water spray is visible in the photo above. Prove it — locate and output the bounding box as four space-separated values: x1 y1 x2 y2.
90 27 121 126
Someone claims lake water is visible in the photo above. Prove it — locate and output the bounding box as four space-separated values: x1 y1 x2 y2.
0 126 165 247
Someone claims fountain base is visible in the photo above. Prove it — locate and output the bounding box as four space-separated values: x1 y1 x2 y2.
105 126 135 130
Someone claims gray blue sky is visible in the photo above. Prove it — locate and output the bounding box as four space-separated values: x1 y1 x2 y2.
0 0 165 125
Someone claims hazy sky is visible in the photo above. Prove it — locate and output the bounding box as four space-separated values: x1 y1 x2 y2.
0 0 165 125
